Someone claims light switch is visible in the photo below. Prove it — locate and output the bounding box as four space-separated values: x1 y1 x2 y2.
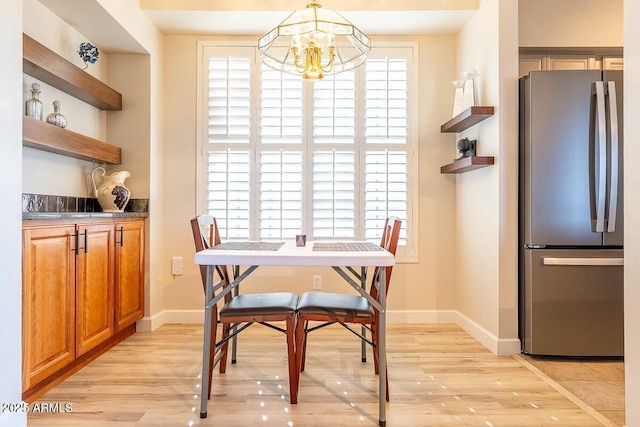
171 256 183 276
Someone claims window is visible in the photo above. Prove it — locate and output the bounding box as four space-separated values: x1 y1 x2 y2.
198 42 418 261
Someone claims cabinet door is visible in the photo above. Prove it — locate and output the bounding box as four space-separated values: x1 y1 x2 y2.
22 225 76 390
547 55 602 70
603 57 624 70
519 54 545 77
75 223 115 356
115 220 145 330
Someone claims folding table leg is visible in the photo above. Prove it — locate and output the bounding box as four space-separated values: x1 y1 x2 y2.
361 266 367 362
200 265 214 419
361 326 367 362
231 265 240 363
378 266 387 427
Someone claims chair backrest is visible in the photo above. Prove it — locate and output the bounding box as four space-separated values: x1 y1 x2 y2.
190 214 231 301
370 216 402 301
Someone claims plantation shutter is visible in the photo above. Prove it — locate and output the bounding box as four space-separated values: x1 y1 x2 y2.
312 72 356 239
201 43 416 258
205 51 252 240
364 58 409 244
259 65 303 239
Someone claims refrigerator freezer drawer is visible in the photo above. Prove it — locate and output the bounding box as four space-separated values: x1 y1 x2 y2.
522 249 624 356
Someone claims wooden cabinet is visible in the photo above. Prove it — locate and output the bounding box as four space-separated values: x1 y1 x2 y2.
603 56 624 70
75 222 115 356
546 55 600 71
22 217 145 401
519 50 623 78
114 220 145 331
22 225 76 391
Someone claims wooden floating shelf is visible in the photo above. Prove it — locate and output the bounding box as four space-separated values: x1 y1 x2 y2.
440 106 494 133
23 34 122 111
440 156 494 174
23 116 122 165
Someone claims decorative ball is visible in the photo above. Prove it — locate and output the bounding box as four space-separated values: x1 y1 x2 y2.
78 42 99 67
457 137 472 153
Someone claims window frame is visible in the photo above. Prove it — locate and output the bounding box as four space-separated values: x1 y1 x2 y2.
196 40 419 263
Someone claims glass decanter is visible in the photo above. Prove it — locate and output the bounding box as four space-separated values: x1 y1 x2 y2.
25 83 43 120
46 100 67 128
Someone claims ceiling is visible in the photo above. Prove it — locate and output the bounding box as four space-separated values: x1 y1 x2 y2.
38 0 478 53
142 10 476 37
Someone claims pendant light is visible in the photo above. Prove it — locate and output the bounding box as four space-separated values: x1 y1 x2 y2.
258 1 371 80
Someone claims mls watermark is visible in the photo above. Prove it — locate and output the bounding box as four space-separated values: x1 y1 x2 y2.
2 402 73 413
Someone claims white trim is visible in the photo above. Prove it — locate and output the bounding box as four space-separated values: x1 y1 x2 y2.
195 41 206 215
386 309 459 324
455 311 522 356
141 310 204 327
133 311 184 332
146 308 521 356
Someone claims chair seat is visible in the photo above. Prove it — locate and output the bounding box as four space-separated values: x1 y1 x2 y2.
296 292 374 318
220 292 298 317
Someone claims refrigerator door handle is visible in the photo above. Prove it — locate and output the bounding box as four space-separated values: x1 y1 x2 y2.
606 81 619 233
542 257 624 266
593 81 607 233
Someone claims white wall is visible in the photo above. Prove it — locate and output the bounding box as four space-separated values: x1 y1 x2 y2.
495 0 520 348
92 0 166 329
519 0 623 47
0 0 26 425
159 34 459 325
453 0 520 355
22 0 110 197
624 0 640 425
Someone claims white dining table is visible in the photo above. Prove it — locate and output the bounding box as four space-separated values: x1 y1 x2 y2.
193 240 395 427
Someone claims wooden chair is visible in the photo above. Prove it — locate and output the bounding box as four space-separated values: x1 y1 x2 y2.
190 215 299 403
294 217 401 401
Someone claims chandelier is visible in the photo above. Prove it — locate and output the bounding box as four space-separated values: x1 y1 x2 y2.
258 1 371 80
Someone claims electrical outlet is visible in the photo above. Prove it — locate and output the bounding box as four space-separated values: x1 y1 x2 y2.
312 275 322 290
171 256 184 275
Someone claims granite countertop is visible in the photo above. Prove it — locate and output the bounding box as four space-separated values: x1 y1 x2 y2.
23 212 149 220
22 193 149 220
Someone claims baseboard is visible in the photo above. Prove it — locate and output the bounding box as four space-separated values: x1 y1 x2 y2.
145 309 521 356
144 309 460 326
386 309 459 324
455 311 522 356
136 310 204 332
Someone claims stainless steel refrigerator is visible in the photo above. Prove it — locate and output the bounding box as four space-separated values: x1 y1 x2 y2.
519 70 624 357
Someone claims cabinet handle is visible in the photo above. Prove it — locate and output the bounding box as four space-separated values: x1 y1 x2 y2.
116 226 124 247
77 229 88 254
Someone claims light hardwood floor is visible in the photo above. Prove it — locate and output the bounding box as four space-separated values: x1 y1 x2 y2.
28 324 613 426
